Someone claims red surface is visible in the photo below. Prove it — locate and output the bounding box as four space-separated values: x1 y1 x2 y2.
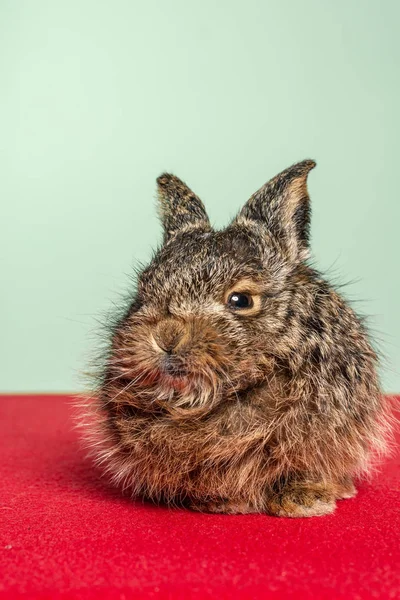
0 395 399 600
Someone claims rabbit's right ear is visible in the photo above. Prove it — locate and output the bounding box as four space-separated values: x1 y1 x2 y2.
157 174 211 243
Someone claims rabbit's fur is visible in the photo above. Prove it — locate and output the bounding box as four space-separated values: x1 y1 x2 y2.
84 160 392 517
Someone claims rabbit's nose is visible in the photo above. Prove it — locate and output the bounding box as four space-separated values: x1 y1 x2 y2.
153 319 186 354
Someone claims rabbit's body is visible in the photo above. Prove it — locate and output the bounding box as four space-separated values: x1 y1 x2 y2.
85 161 391 517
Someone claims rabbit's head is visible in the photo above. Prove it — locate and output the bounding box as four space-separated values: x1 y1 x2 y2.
108 160 316 413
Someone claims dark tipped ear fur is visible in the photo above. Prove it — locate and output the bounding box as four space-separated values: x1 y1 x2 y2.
234 160 316 262
157 173 211 242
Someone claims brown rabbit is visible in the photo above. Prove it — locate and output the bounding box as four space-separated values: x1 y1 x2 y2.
83 160 392 517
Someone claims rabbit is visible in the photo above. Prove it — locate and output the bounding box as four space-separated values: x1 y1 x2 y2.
83 159 392 517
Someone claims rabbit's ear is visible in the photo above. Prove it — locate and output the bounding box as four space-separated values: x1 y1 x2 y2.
234 160 316 262
157 173 211 242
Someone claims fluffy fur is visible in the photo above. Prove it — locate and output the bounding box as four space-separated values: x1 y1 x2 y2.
82 160 393 517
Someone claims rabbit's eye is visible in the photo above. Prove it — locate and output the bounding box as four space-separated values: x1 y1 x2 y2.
227 292 253 310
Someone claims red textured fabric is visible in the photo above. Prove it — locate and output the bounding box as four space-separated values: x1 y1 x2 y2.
0 395 399 599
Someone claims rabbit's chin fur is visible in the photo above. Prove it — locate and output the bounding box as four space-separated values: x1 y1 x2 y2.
80 160 394 518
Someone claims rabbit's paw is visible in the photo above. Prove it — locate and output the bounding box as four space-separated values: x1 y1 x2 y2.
335 476 357 499
188 499 258 514
266 482 336 518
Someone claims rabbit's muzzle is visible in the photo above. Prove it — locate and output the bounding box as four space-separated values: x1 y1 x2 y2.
150 316 232 382
153 318 187 355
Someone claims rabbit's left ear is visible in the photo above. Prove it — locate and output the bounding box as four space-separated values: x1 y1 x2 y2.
157 173 211 242
234 160 316 262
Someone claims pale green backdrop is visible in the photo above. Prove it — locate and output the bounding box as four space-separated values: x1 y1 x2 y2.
1 0 399 392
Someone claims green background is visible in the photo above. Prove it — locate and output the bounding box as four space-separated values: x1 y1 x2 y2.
2 0 399 392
